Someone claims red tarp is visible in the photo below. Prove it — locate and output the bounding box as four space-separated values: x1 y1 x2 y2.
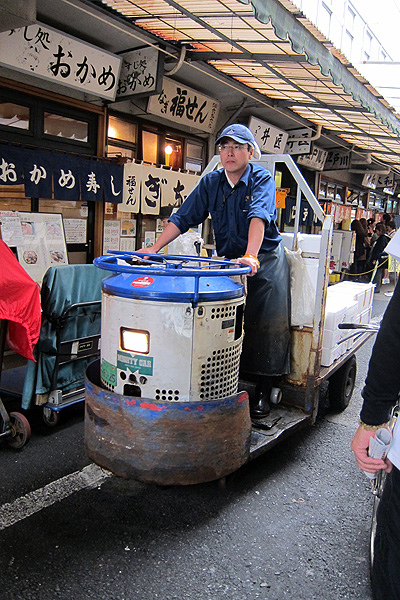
0 240 41 361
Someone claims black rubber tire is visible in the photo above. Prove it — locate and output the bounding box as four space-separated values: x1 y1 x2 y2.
328 355 357 412
6 412 31 449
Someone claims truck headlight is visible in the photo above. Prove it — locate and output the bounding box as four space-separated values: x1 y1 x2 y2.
120 328 149 354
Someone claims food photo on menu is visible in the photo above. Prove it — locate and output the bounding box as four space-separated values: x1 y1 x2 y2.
21 220 35 237
45 221 63 239
49 249 66 264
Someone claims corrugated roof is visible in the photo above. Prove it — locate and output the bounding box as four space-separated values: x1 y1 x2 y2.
99 0 400 173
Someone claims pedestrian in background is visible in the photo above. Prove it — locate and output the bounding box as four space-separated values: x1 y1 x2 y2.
368 223 390 293
351 219 368 281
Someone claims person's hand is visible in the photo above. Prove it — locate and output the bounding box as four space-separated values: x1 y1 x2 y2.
237 254 259 276
136 246 158 255
351 426 392 475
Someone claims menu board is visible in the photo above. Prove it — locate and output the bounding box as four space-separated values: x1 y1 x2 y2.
0 211 68 284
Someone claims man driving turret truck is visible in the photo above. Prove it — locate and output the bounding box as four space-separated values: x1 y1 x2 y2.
138 123 291 418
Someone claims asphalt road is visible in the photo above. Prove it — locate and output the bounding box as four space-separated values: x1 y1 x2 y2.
0 287 394 600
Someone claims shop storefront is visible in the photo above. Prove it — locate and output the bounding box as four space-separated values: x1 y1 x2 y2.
103 110 207 253
0 79 112 278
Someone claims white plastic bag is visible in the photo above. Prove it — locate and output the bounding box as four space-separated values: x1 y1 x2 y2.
168 229 204 256
284 247 315 327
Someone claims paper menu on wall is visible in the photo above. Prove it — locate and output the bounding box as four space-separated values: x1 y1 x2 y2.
0 211 68 284
103 220 120 254
0 212 24 246
63 218 87 244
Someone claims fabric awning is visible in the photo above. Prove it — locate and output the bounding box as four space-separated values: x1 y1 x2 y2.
99 0 400 173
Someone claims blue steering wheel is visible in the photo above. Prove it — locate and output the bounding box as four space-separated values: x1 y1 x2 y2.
94 252 252 278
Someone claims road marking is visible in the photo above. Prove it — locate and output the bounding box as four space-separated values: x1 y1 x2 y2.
0 463 111 531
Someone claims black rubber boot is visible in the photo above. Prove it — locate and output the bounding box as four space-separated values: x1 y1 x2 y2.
250 382 271 418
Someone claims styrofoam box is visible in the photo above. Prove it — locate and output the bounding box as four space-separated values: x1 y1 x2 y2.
322 328 341 348
321 343 341 366
360 306 372 324
345 302 359 324
324 302 347 332
329 281 374 313
324 293 357 330
280 233 322 256
339 340 347 357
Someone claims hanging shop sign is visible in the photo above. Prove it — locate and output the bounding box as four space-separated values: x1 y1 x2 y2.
296 146 328 171
0 23 122 101
0 145 123 202
356 208 373 220
249 116 288 155
362 173 377 189
376 173 396 195
332 204 352 224
362 172 396 193
324 150 351 171
147 77 220 133
116 46 164 100
284 128 312 155
122 162 199 214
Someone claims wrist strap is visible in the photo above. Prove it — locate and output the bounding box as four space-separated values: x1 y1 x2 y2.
358 418 389 431
243 253 260 268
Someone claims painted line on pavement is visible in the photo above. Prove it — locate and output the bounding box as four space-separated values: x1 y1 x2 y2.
0 463 111 531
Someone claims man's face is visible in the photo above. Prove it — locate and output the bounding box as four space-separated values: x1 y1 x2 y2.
218 138 253 179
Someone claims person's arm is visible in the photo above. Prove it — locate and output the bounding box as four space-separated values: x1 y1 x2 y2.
237 217 265 275
351 278 400 475
136 222 181 254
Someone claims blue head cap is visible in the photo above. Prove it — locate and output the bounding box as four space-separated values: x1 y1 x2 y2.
216 124 261 159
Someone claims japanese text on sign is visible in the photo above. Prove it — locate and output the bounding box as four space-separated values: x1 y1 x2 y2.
284 128 312 155
297 146 328 171
147 77 219 133
117 46 162 98
122 163 199 214
249 116 288 155
0 23 122 100
324 151 350 171
0 145 123 203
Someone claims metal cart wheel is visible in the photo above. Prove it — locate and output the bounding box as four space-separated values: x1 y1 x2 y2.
6 412 31 449
328 355 357 412
43 406 61 427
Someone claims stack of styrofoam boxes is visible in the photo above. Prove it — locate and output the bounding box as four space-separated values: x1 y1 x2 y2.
321 281 374 366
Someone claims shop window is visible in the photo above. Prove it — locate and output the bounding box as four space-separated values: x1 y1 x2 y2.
0 102 30 130
319 180 344 203
43 112 89 143
185 140 204 173
108 116 137 144
107 144 135 159
142 130 158 164
164 138 182 169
